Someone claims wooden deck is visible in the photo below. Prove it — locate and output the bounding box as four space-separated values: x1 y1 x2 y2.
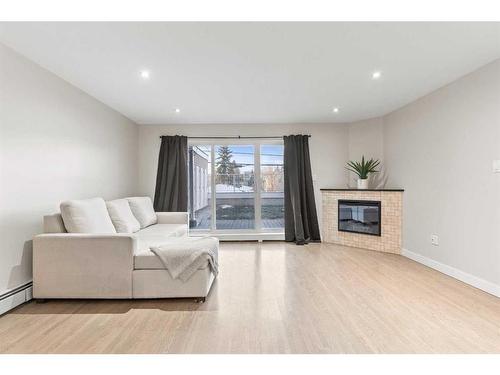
193 217 284 230
192 207 284 230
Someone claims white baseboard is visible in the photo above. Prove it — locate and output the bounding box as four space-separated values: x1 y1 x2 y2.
0 282 33 316
402 249 500 298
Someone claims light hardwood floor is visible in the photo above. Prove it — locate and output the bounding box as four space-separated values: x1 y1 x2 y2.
1 242 500 353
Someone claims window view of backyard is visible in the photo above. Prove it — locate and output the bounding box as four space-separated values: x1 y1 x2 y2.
188 143 284 231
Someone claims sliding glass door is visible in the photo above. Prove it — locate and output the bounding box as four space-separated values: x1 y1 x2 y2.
188 139 284 234
188 145 212 230
215 145 255 230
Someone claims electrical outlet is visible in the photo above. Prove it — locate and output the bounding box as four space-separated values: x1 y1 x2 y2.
431 234 439 246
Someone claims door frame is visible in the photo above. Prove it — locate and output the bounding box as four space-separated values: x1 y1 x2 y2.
187 138 285 240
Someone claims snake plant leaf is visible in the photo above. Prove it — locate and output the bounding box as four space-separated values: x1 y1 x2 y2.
345 156 381 179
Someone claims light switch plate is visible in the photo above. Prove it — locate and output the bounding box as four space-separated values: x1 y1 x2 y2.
493 160 500 173
431 235 439 246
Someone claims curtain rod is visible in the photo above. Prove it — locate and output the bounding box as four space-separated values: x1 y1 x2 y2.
159 135 311 139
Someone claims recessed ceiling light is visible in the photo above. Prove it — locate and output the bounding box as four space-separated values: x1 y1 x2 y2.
372 71 382 80
175 108 181 113
333 107 339 113
140 70 150 79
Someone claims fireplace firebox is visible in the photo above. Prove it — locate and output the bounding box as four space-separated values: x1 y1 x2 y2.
338 200 381 236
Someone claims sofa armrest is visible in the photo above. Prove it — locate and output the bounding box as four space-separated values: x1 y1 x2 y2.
33 233 136 298
156 212 189 225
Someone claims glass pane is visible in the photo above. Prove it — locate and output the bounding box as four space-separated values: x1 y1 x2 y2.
215 145 255 230
188 145 211 230
260 144 284 229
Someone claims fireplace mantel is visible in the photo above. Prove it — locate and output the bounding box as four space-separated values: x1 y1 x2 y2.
321 189 403 254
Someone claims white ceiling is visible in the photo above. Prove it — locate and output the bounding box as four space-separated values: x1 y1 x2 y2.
1 22 499 124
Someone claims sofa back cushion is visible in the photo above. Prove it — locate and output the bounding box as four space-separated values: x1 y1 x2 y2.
126 197 157 229
106 199 141 233
60 197 117 233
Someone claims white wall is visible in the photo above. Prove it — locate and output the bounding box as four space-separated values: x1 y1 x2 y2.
347 117 385 188
383 59 500 288
138 123 350 232
0 43 139 295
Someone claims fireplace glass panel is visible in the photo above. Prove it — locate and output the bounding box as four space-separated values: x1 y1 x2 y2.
338 200 381 236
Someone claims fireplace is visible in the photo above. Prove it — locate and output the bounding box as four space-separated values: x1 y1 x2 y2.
338 200 381 236
321 189 402 253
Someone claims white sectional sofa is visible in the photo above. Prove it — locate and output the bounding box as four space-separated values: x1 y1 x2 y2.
33 197 217 301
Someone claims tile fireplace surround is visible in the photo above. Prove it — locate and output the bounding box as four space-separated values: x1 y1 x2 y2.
321 189 403 254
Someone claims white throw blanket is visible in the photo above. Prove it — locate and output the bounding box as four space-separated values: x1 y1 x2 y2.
150 237 219 282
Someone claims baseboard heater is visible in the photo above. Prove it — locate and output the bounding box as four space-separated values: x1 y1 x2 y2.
0 281 33 316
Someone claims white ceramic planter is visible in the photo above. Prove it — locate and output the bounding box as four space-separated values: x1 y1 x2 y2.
357 178 369 189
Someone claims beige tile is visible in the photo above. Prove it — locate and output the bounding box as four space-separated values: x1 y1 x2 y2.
322 191 402 254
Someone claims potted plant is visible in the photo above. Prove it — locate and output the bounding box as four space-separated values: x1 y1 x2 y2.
346 156 380 189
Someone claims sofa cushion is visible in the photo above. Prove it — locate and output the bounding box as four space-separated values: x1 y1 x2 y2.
60 198 116 234
126 197 157 228
134 224 188 254
137 223 188 238
106 199 141 233
133 224 189 269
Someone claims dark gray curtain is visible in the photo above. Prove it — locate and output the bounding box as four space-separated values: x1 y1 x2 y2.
153 135 188 212
283 135 321 245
